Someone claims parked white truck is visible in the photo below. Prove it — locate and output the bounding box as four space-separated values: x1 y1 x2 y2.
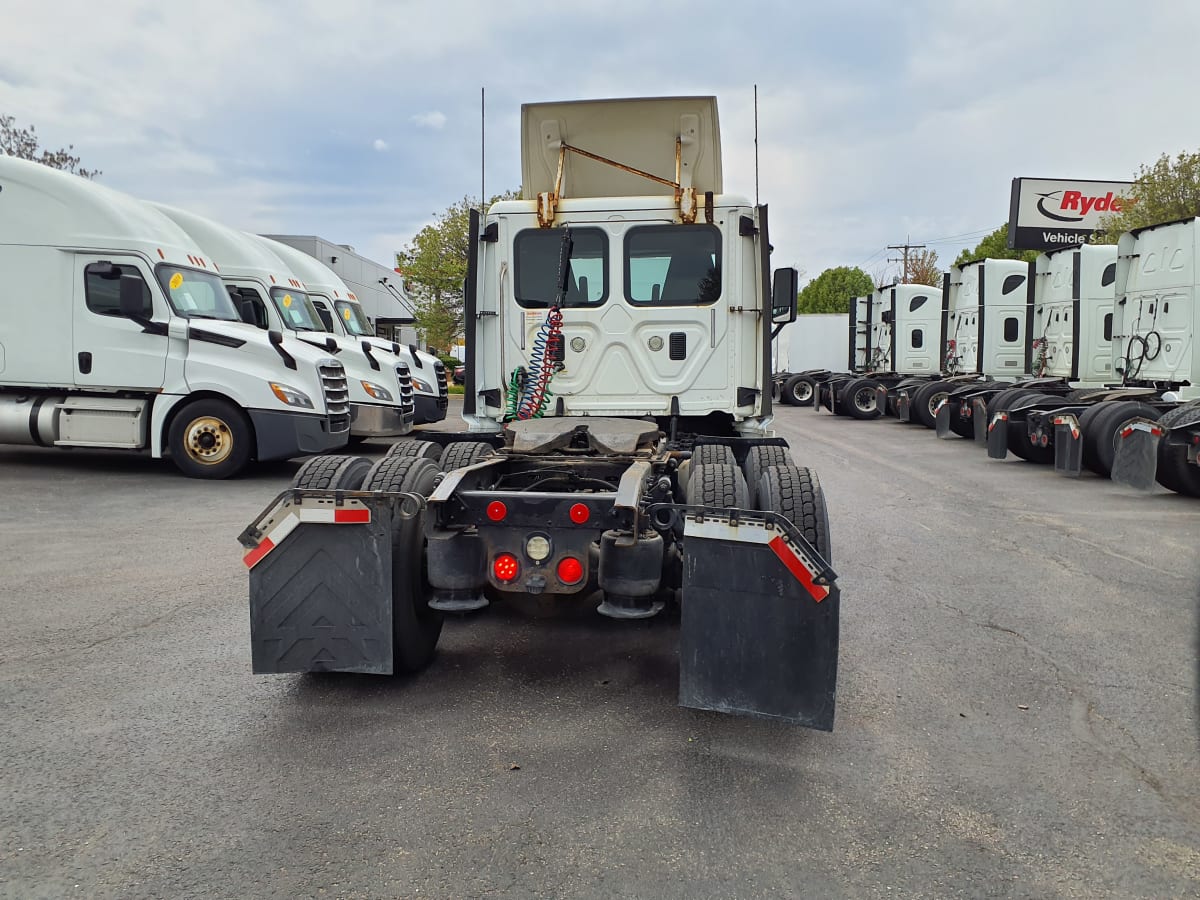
256 237 449 428
148 204 416 443
0 156 350 478
238 96 842 728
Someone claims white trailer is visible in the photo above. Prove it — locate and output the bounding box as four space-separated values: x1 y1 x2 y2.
256 237 449 427
149 204 416 442
239 96 842 728
0 156 350 478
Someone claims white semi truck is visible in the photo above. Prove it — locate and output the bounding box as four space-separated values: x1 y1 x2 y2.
0 156 350 478
238 96 842 728
148 204 416 442
256 237 449 428
800 283 942 418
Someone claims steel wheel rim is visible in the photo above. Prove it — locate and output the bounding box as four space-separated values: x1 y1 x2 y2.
929 393 949 417
183 416 233 466
854 388 876 412
793 381 813 402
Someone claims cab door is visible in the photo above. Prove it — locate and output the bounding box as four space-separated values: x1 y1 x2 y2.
73 256 167 389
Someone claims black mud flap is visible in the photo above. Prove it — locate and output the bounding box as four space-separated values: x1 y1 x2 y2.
1111 418 1165 491
875 385 889 416
677 510 839 729
896 391 912 422
972 397 990 443
1053 414 1084 476
238 490 423 675
986 412 1009 459
935 399 952 438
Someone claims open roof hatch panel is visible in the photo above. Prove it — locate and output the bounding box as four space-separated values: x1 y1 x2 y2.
520 96 723 200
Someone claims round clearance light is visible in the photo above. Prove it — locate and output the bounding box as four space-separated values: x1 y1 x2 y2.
568 503 590 524
570 336 586 352
526 534 552 562
493 553 520 583
557 556 584 585
648 335 664 352
486 500 507 522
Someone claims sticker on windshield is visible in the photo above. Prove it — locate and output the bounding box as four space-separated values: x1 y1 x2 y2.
283 294 293 308
169 272 184 290
343 308 352 321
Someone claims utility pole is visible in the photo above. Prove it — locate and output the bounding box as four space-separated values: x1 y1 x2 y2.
887 237 926 283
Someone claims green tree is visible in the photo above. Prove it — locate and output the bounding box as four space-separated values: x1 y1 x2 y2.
954 224 1038 266
796 266 875 315
1093 150 1200 242
904 248 943 287
396 191 516 352
0 114 100 178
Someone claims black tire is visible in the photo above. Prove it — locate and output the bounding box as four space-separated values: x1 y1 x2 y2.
291 454 374 490
912 381 952 429
386 439 443 462
757 465 831 563
686 463 749 509
986 387 1026 421
440 441 495 471
1076 402 1112 465
692 444 736 467
1004 392 1056 463
166 398 254 479
782 374 817 407
362 455 441 496
743 444 795 506
1084 400 1162 478
1155 404 1200 496
843 378 882 420
362 456 443 671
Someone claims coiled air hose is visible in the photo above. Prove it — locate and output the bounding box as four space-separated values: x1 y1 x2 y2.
515 306 563 420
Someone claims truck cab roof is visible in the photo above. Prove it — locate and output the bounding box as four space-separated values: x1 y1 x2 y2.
148 202 298 287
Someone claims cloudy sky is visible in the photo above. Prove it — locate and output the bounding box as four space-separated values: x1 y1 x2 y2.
3 0 1199 284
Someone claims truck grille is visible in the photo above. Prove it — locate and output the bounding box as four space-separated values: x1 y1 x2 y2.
396 362 415 417
319 361 351 433
434 360 449 410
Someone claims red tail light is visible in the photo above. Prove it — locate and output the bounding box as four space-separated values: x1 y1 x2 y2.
568 503 590 524
556 556 584 585
486 501 507 522
493 553 519 583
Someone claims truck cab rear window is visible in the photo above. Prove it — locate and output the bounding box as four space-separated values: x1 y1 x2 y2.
625 225 721 306
514 227 607 308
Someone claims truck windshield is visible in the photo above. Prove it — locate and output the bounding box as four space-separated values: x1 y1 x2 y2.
334 300 372 336
625 224 721 306
155 265 241 320
269 287 324 332
514 227 607 308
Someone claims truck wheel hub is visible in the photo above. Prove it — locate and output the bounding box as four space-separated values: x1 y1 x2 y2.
185 417 232 464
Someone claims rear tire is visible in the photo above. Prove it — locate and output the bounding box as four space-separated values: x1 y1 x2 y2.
291 454 374 490
386 439 443 462
743 444 795 505
692 444 736 467
440 441 495 471
843 378 882 420
363 455 443 673
782 374 816 407
912 381 952 429
1085 400 1162 478
1004 392 1056 463
757 465 832 562
167 398 254 479
686 463 750 509
1154 405 1200 495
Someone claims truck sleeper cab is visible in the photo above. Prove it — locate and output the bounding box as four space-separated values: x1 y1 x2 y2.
255 236 448 427
0 156 349 478
148 205 415 443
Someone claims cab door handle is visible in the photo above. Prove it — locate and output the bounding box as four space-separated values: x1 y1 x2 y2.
78 351 93 374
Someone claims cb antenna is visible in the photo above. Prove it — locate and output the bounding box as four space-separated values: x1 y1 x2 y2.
480 86 486 212
754 84 759 207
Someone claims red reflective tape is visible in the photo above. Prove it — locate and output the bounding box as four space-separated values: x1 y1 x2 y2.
333 508 370 523
768 535 829 603
243 537 275 569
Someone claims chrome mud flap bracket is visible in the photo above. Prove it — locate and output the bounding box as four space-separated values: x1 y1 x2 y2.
986 412 1009 459
896 391 912 422
934 398 952 438
662 505 840 730
237 489 425 675
1052 414 1084 476
1111 418 1165 491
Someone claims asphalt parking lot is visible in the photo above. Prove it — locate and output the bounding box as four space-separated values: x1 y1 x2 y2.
2 397 1197 899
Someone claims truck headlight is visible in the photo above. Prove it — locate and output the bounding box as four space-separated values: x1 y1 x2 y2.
269 382 315 409
410 376 434 394
360 380 394 401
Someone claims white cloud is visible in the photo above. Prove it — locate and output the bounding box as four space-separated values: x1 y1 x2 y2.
373 138 389 152
411 111 447 130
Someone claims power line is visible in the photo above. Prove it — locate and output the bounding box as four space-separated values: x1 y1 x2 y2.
887 238 926 282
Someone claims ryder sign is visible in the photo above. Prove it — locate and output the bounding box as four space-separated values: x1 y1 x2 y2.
1008 177 1134 251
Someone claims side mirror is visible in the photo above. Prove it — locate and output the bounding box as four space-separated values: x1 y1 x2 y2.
268 329 284 347
119 273 147 318
771 267 798 325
